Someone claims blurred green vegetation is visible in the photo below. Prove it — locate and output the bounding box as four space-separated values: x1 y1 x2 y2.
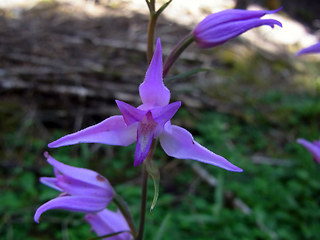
1 3 320 237
1 52 320 239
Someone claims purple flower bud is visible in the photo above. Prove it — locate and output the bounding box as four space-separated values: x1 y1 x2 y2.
85 209 133 240
193 8 282 48
34 152 114 223
297 138 320 164
296 41 320 56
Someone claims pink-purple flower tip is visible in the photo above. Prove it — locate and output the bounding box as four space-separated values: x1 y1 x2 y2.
296 41 320 56
297 138 320 164
193 8 282 48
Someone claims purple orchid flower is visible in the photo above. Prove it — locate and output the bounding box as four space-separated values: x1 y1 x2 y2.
34 152 114 223
297 138 320 164
296 41 320 56
86 209 133 240
193 8 282 48
48 39 242 172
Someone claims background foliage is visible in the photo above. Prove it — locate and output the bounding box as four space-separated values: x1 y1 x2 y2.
1 0 320 239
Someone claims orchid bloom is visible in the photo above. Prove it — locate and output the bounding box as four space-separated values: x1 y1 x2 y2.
297 138 320 164
86 209 133 240
34 152 114 223
296 41 320 56
48 39 242 172
193 8 282 48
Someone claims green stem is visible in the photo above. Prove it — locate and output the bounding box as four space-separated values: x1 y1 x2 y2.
136 164 148 240
146 0 172 64
113 193 137 237
147 12 158 64
136 140 157 240
163 33 195 77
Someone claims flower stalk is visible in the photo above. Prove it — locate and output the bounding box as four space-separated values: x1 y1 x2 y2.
146 0 173 64
163 33 194 77
113 193 137 237
136 140 157 240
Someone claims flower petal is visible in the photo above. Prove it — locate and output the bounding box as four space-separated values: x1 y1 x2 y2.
296 41 320 56
134 112 157 166
48 115 137 148
195 18 282 48
85 209 132 240
45 153 114 192
159 123 242 172
116 100 146 125
56 175 114 199
297 138 320 164
139 38 170 107
194 8 281 34
151 101 181 127
34 196 108 223
40 177 62 192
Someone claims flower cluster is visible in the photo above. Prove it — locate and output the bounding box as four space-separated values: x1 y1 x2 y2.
35 153 131 239
34 5 284 240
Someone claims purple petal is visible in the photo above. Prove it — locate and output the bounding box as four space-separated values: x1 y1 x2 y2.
297 138 320 164
194 8 282 34
85 209 132 240
116 100 146 125
151 101 181 127
134 112 157 166
34 196 108 223
159 123 242 172
40 177 62 192
45 153 114 192
296 42 320 56
56 175 114 199
195 18 282 48
139 38 170 108
48 115 137 148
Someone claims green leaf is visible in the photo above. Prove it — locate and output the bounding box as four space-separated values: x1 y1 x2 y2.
145 160 160 213
156 0 173 16
155 213 171 240
214 173 224 215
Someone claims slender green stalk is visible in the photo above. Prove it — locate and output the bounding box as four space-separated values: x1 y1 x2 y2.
147 13 158 64
136 141 157 240
113 193 137 237
136 0 172 238
146 0 173 64
136 164 148 240
163 33 195 77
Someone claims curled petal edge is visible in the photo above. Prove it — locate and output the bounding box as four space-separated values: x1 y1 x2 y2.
34 196 110 223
